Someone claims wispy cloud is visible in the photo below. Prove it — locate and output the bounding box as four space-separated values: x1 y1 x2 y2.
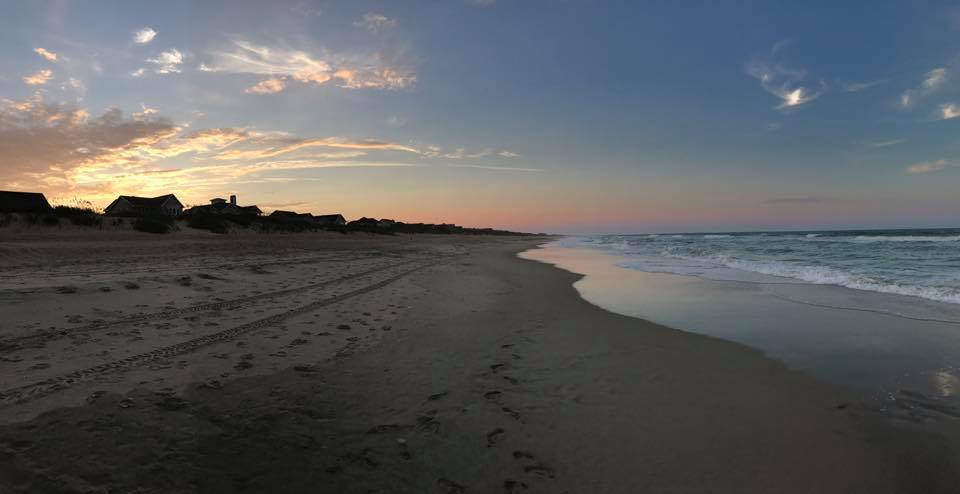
355 13 397 32
33 47 57 61
133 27 157 44
203 40 415 92
906 159 951 174
900 67 947 107
146 48 184 74
939 103 960 120
746 56 823 110
423 147 520 160
22 69 53 85
866 139 905 148
213 135 420 161
923 68 947 90
446 164 542 172
839 79 884 92
245 77 286 94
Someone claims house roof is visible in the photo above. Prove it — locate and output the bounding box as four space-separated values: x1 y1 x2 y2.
349 217 379 224
0 191 52 213
315 214 345 220
106 194 183 214
118 194 182 208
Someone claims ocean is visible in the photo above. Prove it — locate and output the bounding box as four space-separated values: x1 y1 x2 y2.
522 228 960 410
564 228 960 306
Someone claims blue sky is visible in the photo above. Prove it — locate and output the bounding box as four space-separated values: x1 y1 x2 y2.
1 0 959 233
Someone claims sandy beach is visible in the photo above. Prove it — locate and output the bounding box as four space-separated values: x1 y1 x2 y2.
0 231 955 493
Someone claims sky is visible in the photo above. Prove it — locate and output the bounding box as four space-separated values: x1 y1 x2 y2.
1 0 959 234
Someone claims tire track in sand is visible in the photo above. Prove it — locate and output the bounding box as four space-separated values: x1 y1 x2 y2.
0 258 423 353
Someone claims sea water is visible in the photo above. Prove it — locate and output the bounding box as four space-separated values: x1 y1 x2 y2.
522 229 960 409
566 229 960 306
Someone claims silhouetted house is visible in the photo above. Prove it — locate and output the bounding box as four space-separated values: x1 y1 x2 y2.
185 195 261 216
348 217 379 227
269 210 311 222
104 194 183 217
238 205 263 216
377 218 396 228
0 191 52 213
314 214 346 226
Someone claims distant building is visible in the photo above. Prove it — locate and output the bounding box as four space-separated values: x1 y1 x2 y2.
184 195 261 216
104 194 183 217
0 191 52 213
314 214 346 226
269 210 311 221
377 218 396 228
348 217 379 227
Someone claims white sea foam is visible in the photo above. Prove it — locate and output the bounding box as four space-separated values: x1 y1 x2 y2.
656 252 960 304
852 235 960 243
562 231 960 306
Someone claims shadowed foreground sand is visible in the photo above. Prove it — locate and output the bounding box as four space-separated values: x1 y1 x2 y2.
0 232 955 493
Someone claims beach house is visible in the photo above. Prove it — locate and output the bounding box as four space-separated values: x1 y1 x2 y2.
104 194 183 217
314 214 347 226
185 195 261 216
0 191 53 213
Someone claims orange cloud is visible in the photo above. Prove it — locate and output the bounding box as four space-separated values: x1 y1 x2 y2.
245 77 286 94
33 47 57 61
205 40 415 91
23 69 53 85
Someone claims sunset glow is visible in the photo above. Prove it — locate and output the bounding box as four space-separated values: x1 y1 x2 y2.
2 1 959 232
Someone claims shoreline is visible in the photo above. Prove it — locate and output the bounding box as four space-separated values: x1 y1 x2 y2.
0 235 955 492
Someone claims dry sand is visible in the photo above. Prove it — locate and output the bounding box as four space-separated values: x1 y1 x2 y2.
0 230 955 493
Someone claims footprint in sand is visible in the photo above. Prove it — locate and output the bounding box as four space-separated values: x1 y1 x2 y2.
501 407 522 421
427 391 449 401
512 450 535 460
484 391 502 400
503 376 520 385
523 464 555 479
504 480 529 493
486 427 505 447
437 478 465 493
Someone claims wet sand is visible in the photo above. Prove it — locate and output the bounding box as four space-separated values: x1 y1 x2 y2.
0 231 955 493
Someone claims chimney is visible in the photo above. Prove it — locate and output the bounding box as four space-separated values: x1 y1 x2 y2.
230 195 237 206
